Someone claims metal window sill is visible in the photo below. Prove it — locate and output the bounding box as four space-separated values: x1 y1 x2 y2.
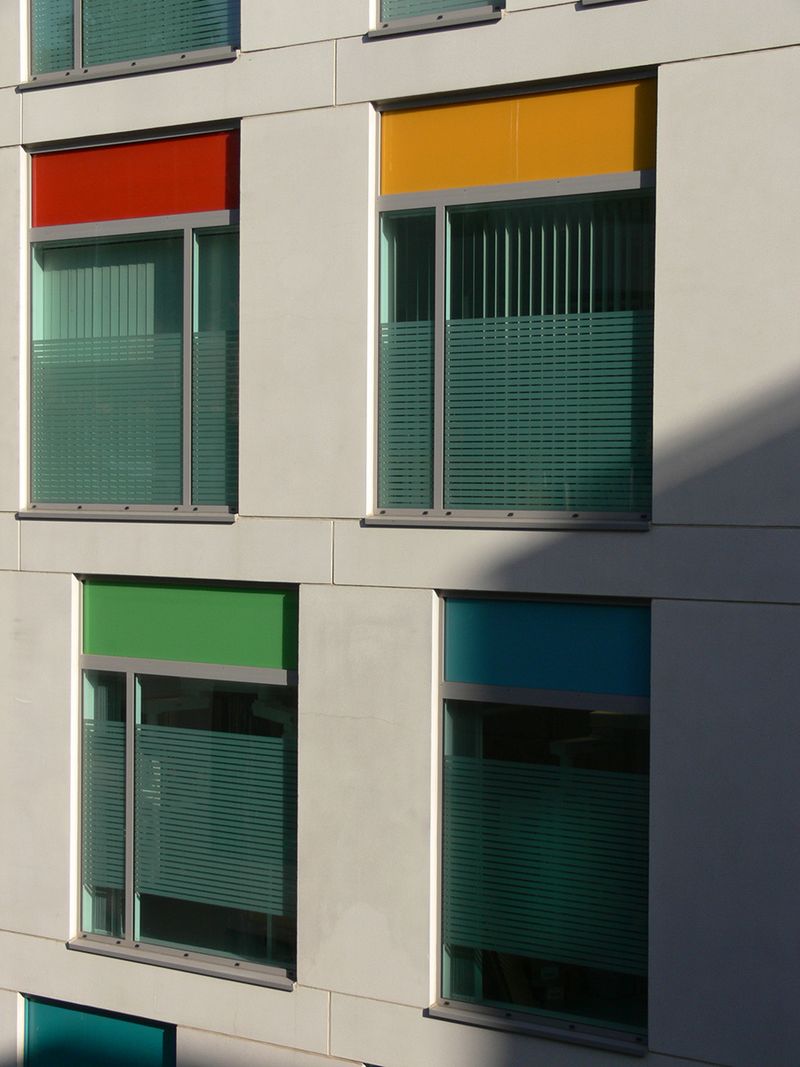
363 512 650 532
19 45 237 91
17 509 236 525
68 936 295 991
368 6 502 38
427 1003 647 1056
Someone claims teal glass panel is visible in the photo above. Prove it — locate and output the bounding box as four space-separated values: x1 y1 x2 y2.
31 235 183 505
378 209 435 508
134 676 297 968
192 229 239 508
445 599 650 696
31 0 74 74
442 701 649 1034
25 998 175 1067
445 191 655 513
382 0 491 19
82 0 239 67
81 671 125 939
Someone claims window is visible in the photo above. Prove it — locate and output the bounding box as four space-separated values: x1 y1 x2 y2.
376 80 656 527
25 997 175 1067
438 597 650 1050
78 580 298 984
29 0 239 81
29 131 239 518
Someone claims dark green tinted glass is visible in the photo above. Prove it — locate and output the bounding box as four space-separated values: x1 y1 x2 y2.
382 0 490 18
31 0 74 74
442 700 649 1034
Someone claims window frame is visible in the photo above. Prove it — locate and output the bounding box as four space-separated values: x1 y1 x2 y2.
73 650 298 990
432 595 650 1054
368 2 502 39
24 0 238 87
26 208 240 521
371 167 656 531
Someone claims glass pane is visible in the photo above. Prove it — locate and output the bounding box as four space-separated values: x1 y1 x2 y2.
31 235 183 505
445 191 655 512
82 0 239 67
134 676 297 968
25 998 175 1067
192 229 239 509
381 0 491 19
82 671 126 939
31 0 74 74
442 700 649 1034
378 209 435 509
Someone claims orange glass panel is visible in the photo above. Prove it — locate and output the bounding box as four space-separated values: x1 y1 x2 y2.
381 80 656 195
32 130 240 226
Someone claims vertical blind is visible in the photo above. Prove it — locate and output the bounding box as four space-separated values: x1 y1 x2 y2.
382 0 491 19
32 236 184 505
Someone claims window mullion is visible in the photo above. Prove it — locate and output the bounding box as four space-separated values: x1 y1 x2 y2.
182 227 194 508
73 0 82 69
433 203 446 510
124 669 135 943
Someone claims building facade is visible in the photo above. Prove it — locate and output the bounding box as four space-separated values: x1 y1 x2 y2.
1 2 799 1066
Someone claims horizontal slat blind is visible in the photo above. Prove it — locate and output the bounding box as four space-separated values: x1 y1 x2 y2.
445 191 654 513
31 236 183 505
135 726 297 916
82 720 125 893
82 0 238 66
382 0 490 18
192 229 239 508
444 755 648 975
445 311 653 511
378 209 435 508
31 0 74 74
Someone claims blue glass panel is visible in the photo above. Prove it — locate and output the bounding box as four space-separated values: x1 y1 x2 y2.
25 998 175 1067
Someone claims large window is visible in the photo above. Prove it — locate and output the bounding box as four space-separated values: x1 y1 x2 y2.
376 80 656 527
29 132 239 517
78 580 298 984
29 0 239 81
438 598 650 1049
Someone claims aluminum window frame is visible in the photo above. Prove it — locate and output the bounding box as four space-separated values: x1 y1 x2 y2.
368 3 503 39
371 169 656 531
433 594 650 1052
24 0 238 87
26 209 240 521
75 650 298 989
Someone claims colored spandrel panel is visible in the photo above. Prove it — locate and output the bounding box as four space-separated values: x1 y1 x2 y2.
83 581 299 670
82 0 239 67
31 235 184 506
30 0 74 74
192 229 239 509
25 998 175 1067
445 598 651 696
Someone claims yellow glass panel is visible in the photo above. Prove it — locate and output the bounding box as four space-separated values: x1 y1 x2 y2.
381 79 656 195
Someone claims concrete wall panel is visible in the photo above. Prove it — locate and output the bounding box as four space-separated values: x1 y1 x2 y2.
649 600 800 1067
179 1028 362 1067
297 585 436 1006
653 48 800 525
0 147 21 512
0 572 72 939
0 989 18 1067
239 106 371 519
243 0 369 51
0 514 18 572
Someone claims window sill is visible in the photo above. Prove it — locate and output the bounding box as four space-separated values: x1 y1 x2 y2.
17 508 236 525
68 936 295 991
363 511 650 531
367 6 501 39
19 45 237 90
427 1002 647 1056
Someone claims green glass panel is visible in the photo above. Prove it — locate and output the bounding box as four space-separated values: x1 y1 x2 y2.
134 676 296 968
83 581 298 669
82 671 125 939
31 235 183 506
192 229 239 508
378 210 435 508
82 0 239 67
442 701 648 1033
31 0 74 74
381 0 491 19
25 998 175 1067
444 192 655 513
